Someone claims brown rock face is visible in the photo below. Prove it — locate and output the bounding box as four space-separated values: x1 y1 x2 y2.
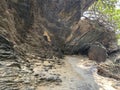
65 18 118 54
0 0 98 57
0 0 118 57
0 1 98 89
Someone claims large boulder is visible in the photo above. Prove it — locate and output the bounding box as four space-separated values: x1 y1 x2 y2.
88 44 107 63
65 19 119 55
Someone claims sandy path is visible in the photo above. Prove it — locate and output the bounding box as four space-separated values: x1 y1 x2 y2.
66 55 120 90
36 55 120 90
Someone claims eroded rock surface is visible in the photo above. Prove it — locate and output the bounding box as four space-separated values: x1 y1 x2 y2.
0 52 64 90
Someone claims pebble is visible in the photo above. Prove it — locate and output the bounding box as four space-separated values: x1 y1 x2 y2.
43 61 52 66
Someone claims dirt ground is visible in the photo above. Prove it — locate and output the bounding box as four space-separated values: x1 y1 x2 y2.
0 51 119 90
36 55 120 90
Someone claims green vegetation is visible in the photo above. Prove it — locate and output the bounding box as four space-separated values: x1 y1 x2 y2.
89 0 120 38
118 39 120 45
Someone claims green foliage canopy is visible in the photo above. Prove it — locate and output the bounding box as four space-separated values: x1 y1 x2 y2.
89 0 120 37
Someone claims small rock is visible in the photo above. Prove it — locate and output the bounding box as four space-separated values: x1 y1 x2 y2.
24 80 30 84
43 61 53 67
46 75 58 81
33 66 42 76
21 66 32 73
7 63 21 69
46 74 62 83
22 86 35 90
114 58 120 64
35 63 41 66
37 57 41 60
44 67 51 71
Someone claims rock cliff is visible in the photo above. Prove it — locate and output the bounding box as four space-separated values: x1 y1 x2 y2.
0 0 96 89
0 0 98 58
